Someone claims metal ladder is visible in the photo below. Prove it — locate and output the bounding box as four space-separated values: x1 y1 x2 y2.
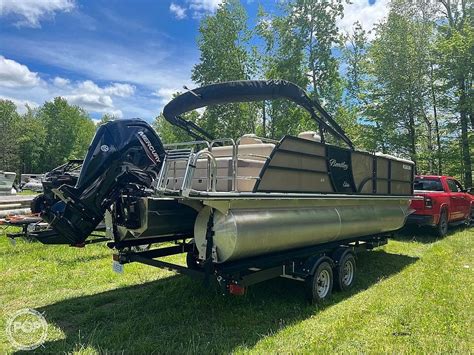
154 148 194 193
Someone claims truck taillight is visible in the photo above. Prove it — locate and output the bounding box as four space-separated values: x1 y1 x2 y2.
424 197 433 209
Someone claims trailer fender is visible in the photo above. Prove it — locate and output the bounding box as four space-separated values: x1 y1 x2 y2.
331 247 356 267
303 255 334 276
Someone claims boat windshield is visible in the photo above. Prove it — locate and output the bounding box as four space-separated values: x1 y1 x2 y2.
414 178 443 192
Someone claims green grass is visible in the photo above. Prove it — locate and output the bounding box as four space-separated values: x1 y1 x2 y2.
0 226 473 354
16 190 39 196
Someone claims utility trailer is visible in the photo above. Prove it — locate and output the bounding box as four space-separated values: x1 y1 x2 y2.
110 234 388 302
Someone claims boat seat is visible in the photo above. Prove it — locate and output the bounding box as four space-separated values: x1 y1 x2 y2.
298 131 321 142
164 135 275 192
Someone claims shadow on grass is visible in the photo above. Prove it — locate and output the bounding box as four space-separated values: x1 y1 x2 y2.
394 223 470 244
31 250 417 354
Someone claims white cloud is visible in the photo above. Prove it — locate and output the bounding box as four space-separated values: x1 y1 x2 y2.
77 80 135 97
0 56 41 87
170 0 222 19
170 3 187 20
0 0 75 28
338 0 390 39
188 0 222 12
52 76 70 87
64 93 123 117
153 87 179 105
63 81 134 117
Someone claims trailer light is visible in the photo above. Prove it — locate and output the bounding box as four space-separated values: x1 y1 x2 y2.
229 284 246 296
424 197 433 209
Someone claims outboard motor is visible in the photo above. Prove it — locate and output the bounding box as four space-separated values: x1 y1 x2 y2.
34 119 165 245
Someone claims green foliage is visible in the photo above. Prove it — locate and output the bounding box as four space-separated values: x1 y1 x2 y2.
191 0 257 140
39 97 95 170
0 100 21 172
0 97 96 175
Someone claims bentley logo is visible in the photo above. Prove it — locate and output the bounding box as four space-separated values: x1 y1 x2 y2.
329 159 348 170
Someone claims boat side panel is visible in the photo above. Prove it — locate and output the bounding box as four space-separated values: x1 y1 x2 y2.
255 136 413 196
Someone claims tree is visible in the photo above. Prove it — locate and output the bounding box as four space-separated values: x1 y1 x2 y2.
17 106 46 174
38 97 95 170
289 0 345 112
191 0 257 140
436 0 473 186
0 100 20 172
256 0 346 141
368 1 435 166
256 5 309 138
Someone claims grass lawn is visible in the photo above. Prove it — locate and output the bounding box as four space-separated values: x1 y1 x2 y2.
0 225 472 353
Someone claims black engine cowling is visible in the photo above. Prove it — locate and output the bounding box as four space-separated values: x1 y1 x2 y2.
36 118 165 245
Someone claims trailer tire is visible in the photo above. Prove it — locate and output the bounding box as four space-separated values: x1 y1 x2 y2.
334 253 356 292
436 209 448 237
305 261 333 303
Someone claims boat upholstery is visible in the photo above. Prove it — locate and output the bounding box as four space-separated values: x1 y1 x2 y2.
298 131 322 142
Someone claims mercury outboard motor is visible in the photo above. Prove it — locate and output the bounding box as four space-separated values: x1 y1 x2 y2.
35 119 165 245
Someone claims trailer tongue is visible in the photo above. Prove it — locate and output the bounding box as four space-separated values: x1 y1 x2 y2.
33 80 415 302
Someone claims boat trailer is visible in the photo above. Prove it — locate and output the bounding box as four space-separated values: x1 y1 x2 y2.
111 234 388 301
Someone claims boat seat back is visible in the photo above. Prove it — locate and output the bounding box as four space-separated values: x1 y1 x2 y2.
298 131 321 142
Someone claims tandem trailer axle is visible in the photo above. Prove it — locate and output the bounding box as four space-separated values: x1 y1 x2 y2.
111 235 388 303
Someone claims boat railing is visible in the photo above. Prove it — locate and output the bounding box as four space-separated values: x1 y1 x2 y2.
156 135 273 195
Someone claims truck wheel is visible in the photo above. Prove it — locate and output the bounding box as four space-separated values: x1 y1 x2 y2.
334 253 356 291
466 206 473 227
305 261 333 303
436 209 448 237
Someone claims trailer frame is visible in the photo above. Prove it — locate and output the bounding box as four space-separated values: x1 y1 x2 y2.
113 234 389 302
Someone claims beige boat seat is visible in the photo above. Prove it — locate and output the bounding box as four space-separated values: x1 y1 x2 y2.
298 131 321 142
164 134 275 192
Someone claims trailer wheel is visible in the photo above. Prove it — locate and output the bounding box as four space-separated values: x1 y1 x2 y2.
436 209 448 237
334 253 356 291
305 261 333 303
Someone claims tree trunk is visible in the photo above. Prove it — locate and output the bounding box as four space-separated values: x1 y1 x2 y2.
459 79 472 186
429 63 442 174
422 113 434 173
407 103 417 169
262 101 266 137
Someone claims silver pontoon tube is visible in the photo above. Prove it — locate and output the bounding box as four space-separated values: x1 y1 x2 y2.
194 198 410 263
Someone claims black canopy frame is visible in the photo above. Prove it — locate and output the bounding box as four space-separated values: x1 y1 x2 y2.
162 80 354 150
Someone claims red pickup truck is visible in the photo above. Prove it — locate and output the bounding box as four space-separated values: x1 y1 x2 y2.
407 175 473 236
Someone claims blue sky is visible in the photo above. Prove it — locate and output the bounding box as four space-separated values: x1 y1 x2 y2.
0 0 388 121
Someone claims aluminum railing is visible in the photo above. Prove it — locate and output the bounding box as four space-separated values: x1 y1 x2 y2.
155 135 275 195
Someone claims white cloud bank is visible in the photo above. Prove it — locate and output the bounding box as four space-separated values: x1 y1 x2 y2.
0 0 75 28
0 56 135 118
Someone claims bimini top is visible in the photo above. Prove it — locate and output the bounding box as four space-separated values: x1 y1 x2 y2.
162 80 354 149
